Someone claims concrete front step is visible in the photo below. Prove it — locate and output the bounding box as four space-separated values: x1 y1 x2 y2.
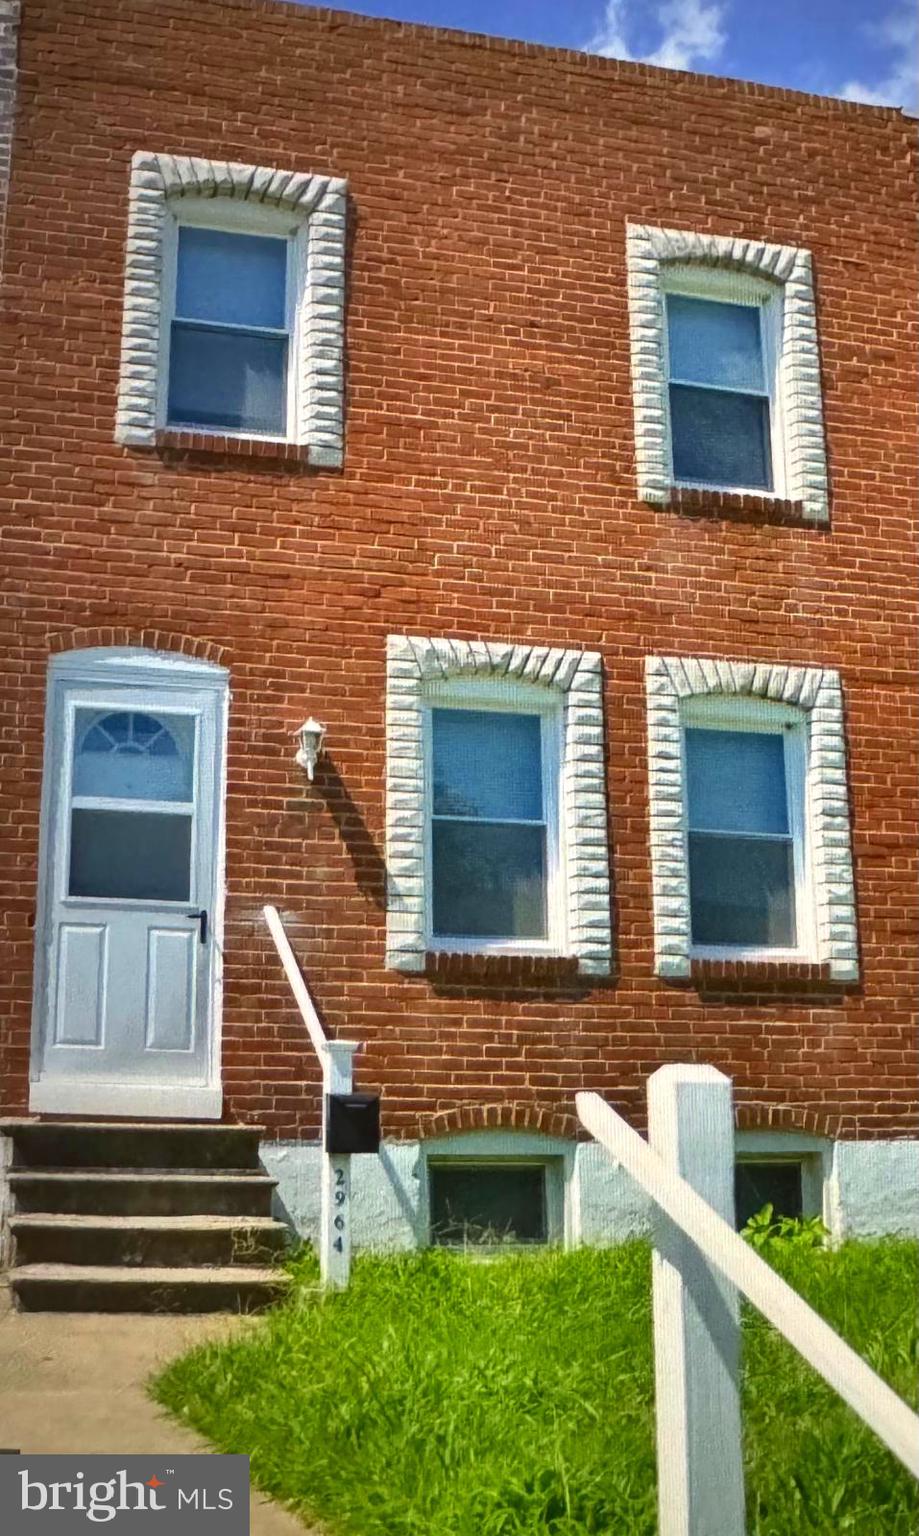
0 1120 263 1171
10 1213 289 1269
9 1171 277 1217
10 1263 291 1314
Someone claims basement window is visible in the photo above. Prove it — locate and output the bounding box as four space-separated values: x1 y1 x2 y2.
428 1163 548 1247
734 1160 804 1229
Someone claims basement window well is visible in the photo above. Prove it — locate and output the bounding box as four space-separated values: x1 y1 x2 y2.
428 1162 550 1248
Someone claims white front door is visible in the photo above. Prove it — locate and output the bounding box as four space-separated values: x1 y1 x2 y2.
31 651 228 1118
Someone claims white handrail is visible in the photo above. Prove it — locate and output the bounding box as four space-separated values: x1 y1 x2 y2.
262 903 330 1063
577 1090 919 1479
263 903 361 1289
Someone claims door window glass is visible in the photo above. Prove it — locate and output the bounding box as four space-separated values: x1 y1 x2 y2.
72 710 194 801
69 810 192 901
68 708 195 901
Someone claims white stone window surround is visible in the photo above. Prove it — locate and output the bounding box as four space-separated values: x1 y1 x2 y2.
115 152 347 466
645 656 858 982
627 224 829 521
386 635 612 975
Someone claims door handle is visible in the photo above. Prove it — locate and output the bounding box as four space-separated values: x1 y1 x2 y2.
186 909 208 944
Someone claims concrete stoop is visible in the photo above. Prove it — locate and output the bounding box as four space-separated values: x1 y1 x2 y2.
1 1120 292 1313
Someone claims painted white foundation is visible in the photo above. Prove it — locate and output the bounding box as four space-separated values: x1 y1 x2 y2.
261 1134 919 1252
0 1130 12 1268
829 1140 919 1239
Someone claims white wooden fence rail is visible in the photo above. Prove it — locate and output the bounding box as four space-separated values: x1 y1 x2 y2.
577 1071 919 1536
263 903 360 1289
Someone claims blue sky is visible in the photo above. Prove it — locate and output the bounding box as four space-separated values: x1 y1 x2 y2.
296 0 917 109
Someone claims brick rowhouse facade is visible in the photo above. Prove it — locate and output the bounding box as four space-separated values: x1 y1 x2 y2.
0 0 916 1239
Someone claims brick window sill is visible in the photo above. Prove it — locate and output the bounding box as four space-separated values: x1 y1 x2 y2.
690 958 835 993
155 430 312 466
425 951 582 986
667 486 809 524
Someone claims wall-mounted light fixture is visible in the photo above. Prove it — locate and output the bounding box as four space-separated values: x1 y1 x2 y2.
294 717 326 781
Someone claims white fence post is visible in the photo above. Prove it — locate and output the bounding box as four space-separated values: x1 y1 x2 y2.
320 1041 359 1291
647 1065 746 1536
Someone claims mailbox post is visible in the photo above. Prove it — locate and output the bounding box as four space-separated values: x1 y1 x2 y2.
319 1041 360 1290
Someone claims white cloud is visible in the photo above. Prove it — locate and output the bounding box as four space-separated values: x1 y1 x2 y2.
585 0 727 72
836 1 918 110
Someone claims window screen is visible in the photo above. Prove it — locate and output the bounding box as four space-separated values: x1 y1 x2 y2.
735 1161 804 1229
667 294 772 491
686 727 796 948
168 227 289 435
430 709 548 939
429 1164 548 1246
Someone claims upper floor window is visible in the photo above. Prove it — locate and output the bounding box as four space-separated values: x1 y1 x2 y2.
115 152 347 466
626 225 829 521
167 226 291 438
666 290 774 493
428 700 559 950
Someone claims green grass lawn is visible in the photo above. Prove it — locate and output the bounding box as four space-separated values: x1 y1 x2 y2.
152 1240 919 1535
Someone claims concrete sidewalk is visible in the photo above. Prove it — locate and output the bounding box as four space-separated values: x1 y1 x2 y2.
0 1283 316 1534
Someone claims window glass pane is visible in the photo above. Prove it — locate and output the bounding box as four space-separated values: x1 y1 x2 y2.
689 831 796 947
734 1162 803 1229
432 821 546 938
73 710 194 802
686 728 789 835
168 324 287 434
432 710 543 820
430 1165 547 1245
670 384 772 490
69 810 192 901
667 295 765 391
175 227 287 329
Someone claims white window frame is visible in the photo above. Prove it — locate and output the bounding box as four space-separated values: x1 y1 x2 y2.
158 199 302 444
386 635 612 975
681 695 813 964
627 224 829 521
420 1129 575 1249
735 1130 832 1229
645 656 858 981
662 267 785 499
423 681 564 957
115 152 346 466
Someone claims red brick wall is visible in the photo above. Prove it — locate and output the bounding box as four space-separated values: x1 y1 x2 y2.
2 0 917 1141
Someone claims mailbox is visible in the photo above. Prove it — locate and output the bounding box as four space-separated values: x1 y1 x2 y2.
324 1092 381 1154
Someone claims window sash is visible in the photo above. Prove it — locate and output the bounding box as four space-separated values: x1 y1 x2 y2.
663 279 782 495
159 210 299 441
423 693 563 954
683 716 810 959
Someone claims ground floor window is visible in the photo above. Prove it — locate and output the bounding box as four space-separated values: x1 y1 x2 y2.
734 1159 804 1228
428 1162 549 1247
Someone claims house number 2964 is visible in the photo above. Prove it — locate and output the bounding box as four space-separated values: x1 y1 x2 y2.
333 1165 347 1253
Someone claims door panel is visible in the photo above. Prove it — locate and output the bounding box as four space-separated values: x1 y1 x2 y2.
53 924 107 1046
32 657 227 1118
145 928 197 1051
